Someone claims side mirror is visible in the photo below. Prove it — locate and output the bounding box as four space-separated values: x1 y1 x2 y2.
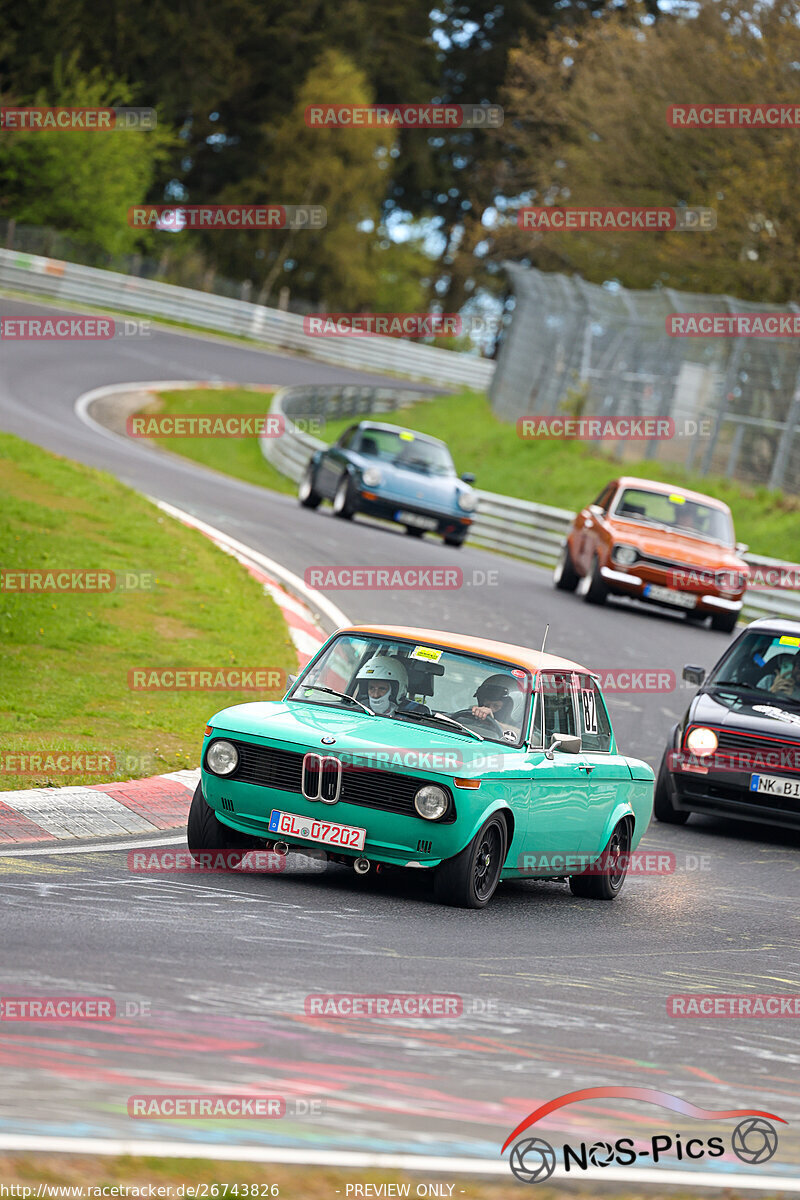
588 504 604 518
735 542 749 557
286 673 297 688
461 472 476 484
545 733 582 759
682 664 706 687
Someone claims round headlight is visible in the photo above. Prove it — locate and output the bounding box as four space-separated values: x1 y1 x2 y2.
612 544 638 566
686 726 718 757
414 784 449 820
206 739 239 775
362 466 382 487
457 491 478 512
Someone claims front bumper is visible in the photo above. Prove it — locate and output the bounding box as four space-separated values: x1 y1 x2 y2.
357 492 473 536
666 762 800 829
202 768 472 868
599 566 744 615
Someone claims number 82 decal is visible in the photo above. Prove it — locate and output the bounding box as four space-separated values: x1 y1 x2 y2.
581 689 597 734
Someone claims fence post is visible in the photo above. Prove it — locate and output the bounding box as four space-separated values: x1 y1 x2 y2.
701 336 742 475
769 385 800 491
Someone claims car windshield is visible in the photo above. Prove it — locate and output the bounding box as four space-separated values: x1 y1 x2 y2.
612 488 733 545
707 630 800 707
287 634 533 746
355 428 455 477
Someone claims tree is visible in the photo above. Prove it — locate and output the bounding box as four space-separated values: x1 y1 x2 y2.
485 0 800 301
0 56 174 254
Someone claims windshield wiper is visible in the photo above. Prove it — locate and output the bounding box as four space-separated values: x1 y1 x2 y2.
393 709 485 740
292 684 373 715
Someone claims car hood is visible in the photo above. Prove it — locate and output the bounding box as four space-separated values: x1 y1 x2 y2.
606 519 745 569
207 700 520 774
360 459 468 505
691 689 800 740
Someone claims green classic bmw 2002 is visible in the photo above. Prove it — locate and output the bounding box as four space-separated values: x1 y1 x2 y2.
188 625 654 908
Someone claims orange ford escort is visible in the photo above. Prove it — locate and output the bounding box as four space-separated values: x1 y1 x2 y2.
553 477 749 633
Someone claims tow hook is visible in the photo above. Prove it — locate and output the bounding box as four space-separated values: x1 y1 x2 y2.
274 842 289 856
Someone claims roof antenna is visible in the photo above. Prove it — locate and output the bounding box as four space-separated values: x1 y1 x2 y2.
540 623 549 655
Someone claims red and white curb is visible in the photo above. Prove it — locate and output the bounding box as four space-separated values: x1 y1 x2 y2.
0 498 348 847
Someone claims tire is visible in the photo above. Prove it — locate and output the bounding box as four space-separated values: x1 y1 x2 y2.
576 554 608 605
187 784 259 867
711 609 739 634
332 474 357 520
444 532 465 548
405 525 424 538
433 813 508 909
298 464 322 509
569 817 632 900
553 542 579 591
653 749 689 824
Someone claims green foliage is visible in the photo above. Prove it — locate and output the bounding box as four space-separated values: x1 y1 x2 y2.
0 56 174 253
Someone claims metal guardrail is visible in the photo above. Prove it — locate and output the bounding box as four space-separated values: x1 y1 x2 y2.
262 383 800 623
0 248 495 390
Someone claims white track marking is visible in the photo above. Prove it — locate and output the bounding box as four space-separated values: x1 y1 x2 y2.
0 835 186 858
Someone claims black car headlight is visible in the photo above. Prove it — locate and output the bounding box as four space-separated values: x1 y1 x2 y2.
612 544 639 566
414 784 449 820
206 739 239 775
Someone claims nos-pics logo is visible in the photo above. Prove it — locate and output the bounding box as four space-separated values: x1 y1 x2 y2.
502 1087 784 1184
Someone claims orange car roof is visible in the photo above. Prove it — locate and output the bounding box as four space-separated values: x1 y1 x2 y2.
344 624 589 676
613 477 732 512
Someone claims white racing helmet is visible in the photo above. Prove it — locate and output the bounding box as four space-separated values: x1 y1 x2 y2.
355 655 409 710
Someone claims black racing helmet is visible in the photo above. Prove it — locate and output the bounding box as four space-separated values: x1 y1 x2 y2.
474 673 521 722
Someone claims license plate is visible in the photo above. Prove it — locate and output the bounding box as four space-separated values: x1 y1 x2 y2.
268 809 366 850
643 583 697 609
749 773 800 799
396 510 437 530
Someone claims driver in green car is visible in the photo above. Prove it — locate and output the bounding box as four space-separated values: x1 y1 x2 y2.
451 674 524 740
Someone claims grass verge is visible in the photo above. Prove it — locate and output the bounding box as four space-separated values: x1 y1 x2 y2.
0 433 295 791
136 388 295 496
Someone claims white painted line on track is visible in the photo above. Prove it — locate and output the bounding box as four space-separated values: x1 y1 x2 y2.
0 1136 795 1191
0 835 186 858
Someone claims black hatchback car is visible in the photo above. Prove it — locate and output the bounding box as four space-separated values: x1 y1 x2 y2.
655 617 800 830
298 420 478 547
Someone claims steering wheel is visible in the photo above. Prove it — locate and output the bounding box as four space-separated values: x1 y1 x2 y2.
450 708 504 738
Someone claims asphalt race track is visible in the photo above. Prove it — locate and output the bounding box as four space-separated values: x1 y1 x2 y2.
2 296 799 1177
